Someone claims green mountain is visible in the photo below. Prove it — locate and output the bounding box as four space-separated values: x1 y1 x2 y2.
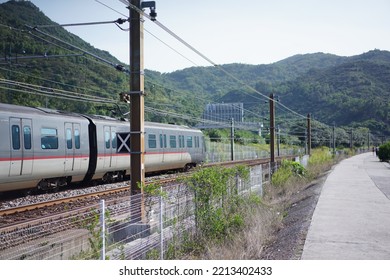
1 0 389 140
276 50 390 133
0 0 129 114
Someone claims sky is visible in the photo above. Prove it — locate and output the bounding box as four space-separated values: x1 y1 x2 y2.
2 0 390 73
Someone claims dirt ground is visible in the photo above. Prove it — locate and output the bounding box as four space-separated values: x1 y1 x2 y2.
259 172 329 260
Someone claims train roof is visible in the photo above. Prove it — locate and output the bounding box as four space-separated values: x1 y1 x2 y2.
88 115 202 132
0 102 42 114
0 103 202 132
145 121 197 131
0 103 87 121
83 112 196 129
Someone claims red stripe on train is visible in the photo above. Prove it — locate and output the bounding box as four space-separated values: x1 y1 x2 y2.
0 151 191 161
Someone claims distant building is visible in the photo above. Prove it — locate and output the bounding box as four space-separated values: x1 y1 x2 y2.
201 103 244 123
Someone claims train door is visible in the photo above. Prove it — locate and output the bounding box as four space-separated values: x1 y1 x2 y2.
180 134 186 161
111 128 117 167
159 131 167 162
9 118 33 176
103 126 117 168
65 123 82 172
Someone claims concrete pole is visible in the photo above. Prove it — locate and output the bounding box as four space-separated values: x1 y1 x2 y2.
269 94 275 167
230 118 235 161
307 114 311 156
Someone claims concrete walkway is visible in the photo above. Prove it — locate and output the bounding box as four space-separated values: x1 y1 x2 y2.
301 153 390 259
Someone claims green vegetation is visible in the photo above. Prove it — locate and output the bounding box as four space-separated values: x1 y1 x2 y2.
306 147 335 178
188 148 341 259
184 165 249 242
378 142 390 162
145 165 271 259
265 147 335 203
71 210 111 260
271 160 306 188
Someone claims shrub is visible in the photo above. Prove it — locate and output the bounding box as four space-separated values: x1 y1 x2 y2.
271 164 293 188
183 165 250 241
308 147 333 165
377 142 390 162
271 160 306 187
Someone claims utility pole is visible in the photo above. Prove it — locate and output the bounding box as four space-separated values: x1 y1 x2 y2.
307 113 311 156
129 0 145 222
230 118 235 161
269 94 275 168
277 125 280 157
350 129 353 150
332 122 336 155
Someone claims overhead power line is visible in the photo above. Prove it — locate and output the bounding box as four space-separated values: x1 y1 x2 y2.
34 18 128 29
26 25 129 73
0 78 116 104
124 1 313 123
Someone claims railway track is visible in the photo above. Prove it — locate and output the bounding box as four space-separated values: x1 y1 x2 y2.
0 156 295 219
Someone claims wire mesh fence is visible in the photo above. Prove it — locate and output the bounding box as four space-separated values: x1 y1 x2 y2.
1 157 309 260
205 138 304 163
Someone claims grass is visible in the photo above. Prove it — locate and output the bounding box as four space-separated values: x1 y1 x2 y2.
193 147 342 260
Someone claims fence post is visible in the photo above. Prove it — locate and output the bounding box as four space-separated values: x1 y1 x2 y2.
259 164 263 196
268 162 271 183
160 185 164 260
100 199 105 260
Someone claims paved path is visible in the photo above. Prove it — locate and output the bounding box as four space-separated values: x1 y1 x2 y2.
301 153 390 259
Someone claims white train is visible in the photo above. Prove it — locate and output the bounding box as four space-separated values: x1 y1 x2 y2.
0 103 205 192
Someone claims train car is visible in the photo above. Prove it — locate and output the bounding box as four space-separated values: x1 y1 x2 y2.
0 103 91 192
86 115 205 182
0 103 205 193
143 121 204 173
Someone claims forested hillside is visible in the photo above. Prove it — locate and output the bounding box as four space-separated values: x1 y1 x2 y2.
278 54 390 133
0 1 128 115
0 0 389 139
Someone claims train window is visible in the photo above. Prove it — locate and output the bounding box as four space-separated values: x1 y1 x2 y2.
11 125 20 150
105 131 110 149
75 129 80 149
148 134 157 148
111 131 117 149
66 128 72 149
159 134 167 148
170 135 177 148
41 128 58 149
187 136 193 148
23 126 31 150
